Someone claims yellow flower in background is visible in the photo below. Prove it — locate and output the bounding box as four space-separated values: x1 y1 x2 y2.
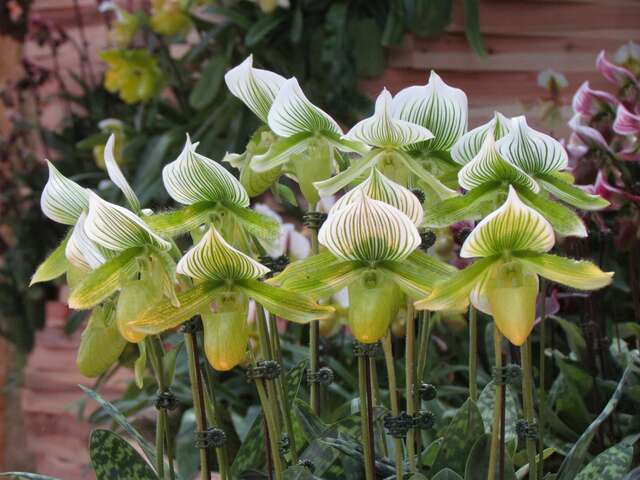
150 0 192 36
101 49 162 104
99 2 141 47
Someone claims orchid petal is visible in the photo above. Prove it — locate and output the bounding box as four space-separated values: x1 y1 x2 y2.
451 111 512 165
332 168 424 225
313 149 381 198
596 50 637 87
343 89 434 148
516 187 587 238
537 173 609 211
163 135 250 207
423 181 500 228
458 134 539 193
224 55 286 123
461 186 555 258
267 77 342 137
318 190 421 262
571 81 618 117
66 212 107 270
567 114 610 150
613 103 640 135
30 231 71 285
104 133 141 212
85 192 171 251
391 71 468 152
177 226 269 281
251 132 312 172
41 161 90 225
396 150 459 200
497 116 568 175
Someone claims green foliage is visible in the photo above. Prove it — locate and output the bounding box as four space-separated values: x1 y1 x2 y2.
89 429 157 480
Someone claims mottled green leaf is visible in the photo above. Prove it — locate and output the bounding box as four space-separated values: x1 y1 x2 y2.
477 382 520 445
433 467 463 480
574 441 633 480
90 429 157 479
464 433 517 480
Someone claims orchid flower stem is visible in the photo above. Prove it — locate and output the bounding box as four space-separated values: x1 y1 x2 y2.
369 357 387 457
146 337 168 479
488 328 503 480
201 364 229 480
521 339 538 480
405 302 417 472
469 306 479 402
185 330 211 480
308 208 321 415
255 306 283 438
537 279 547 480
383 332 404 480
416 311 433 388
358 353 376 480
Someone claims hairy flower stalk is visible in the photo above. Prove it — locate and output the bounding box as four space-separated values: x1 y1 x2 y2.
382 332 404 479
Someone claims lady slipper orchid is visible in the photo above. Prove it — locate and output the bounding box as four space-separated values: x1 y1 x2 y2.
416 187 613 346
451 111 512 166
273 172 456 343
315 87 457 201
128 226 334 370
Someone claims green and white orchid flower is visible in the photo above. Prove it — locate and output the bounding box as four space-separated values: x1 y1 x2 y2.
416 186 613 346
144 135 279 242
425 115 608 237
129 225 334 370
314 88 457 201
274 170 456 343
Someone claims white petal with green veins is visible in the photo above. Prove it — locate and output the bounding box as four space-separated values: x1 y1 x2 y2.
497 116 568 175
85 192 171 251
66 212 107 270
451 111 512 165
391 71 468 152
458 134 539 193
177 226 269 281
224 55 286 123
267 77 342 137
319 190 421 262
343 89 434 148
104 133 141 213
461 186 554 258
41 161 89 225
332 168 424 225
163 135 250 207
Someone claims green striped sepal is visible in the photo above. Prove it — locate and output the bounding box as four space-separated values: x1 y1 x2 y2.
458 133 539 193
332 168 424 225
496 116 567 175
85 192 171 252
162 135 250 207
451 111 512 165
391 70 468 153
343 89 434 149
318 190 421 263
40 161 89 225
177 226 269 281
224 55 286 123
103 133 141 213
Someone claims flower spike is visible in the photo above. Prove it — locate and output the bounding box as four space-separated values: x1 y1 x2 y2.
41 161 90 225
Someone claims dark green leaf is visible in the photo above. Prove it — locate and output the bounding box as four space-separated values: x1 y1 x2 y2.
433 468 463 480
382 0 405 46
461 0 486 56
90 429 157 479
407 0 453 36
245 13 287 48
352 19 385 77
464 434 517 480
176 410 199 480
189 56 227 110
574 441 634 480
283 466 319 479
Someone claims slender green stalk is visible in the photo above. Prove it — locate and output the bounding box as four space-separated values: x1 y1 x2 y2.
469 306 479 402
358 354 375 480
369 356 387 457
488 328 503 480
521 339 538 479
156 408 166 479
537 280 547 480
185 331 211 480
201 364 229 480
416 311 433 386
405 302 417 472
146 337 167 479
382 333 404 480
253 365 284 479
308 207 321 414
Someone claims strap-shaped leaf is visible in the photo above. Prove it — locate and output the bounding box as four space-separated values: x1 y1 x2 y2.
250 132 313 172
163 135 250 207
343 89 434 148
221 202 280 240
451 111 512 165
461 186 555 258
144 202 218 238
423 181 500 228
318 190 421 262
458 134 539 193
391 71 468 152
514 252 613 290
537 173 609 211
128 281 224 335
224 55 286 123
267 77 342 137
177 226 269 281
104 133 141 213
41 161 89 225
313 149 381 198
85 192 171 251
66 212 107 271
414 257 498 312
68 246 143 309
332 168 424 225
516 187 587 238
496 116 568 175
30 230 71 285
236 279 335 323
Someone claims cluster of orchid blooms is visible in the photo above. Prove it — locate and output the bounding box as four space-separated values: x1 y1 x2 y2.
31 53 617 478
